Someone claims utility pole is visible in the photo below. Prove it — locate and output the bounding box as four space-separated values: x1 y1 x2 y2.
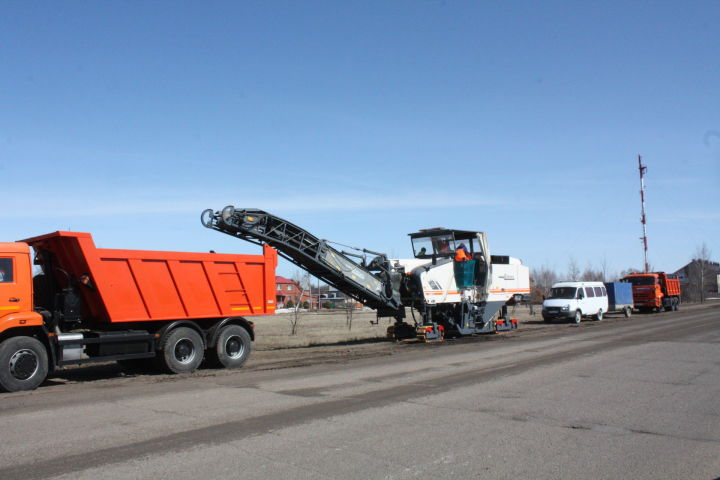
638 155 649 273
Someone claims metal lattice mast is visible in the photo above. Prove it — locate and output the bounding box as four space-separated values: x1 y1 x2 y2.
638 155 649 273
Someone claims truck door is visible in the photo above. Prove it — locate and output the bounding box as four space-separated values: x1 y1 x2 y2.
0 249 32 320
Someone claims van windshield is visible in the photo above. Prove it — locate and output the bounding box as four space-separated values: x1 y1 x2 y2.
548 287 577 299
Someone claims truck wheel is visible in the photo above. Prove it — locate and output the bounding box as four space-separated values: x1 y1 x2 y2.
595 309 603 321
157 327 204 374
673 299 680 311
624 307 632 318
208 325 252 369
574 310 582 324
0 336 49 392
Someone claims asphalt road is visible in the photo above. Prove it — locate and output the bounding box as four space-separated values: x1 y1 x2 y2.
1 305 718 480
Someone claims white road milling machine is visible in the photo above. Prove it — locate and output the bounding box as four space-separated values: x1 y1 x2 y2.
202 207 530 342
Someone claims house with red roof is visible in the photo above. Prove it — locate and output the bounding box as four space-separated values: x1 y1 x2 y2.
275 276 314 308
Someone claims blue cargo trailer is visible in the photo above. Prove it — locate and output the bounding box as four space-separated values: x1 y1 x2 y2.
604 282 634 317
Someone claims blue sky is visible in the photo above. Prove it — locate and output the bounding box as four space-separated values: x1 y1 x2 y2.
1 1 718 279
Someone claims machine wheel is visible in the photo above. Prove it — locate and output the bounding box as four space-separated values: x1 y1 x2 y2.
0 336 49 392
624 306 632 318
207 325 252 369
156 327 204 374
574 310 582 324
595 309 604 321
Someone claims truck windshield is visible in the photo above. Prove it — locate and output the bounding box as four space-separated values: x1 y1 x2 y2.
624 276 656 286
548 287 577 299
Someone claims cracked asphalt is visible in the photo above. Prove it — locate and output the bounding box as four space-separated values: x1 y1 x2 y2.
1 304 718 479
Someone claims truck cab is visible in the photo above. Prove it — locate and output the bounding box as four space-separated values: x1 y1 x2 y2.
0 243 49 393
406 228 491 302
0 243 42 331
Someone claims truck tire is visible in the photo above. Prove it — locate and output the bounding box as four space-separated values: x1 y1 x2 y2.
0 336 49 392
574 310 582 324
673 299 680 311
156 327 204 374
207 325 252 369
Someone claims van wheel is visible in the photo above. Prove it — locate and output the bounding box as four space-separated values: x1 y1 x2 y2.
156 327 204 374
0 336 49 392
595 309 603 321
574 310 582 324
624 307 632 318
207 325 252 369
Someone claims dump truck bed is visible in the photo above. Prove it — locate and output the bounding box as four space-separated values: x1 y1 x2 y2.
23 231 277 323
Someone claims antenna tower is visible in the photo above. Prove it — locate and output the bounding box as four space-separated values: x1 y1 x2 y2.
638 155 649 273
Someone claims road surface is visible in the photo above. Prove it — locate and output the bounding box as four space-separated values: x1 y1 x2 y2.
1 305 718 479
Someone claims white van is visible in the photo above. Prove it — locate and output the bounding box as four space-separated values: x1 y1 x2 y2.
542 281 609 323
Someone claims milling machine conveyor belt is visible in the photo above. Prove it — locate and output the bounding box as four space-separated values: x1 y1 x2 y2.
201 207 403 317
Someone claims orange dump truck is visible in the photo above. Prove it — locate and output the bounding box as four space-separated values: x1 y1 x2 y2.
621 272 681 313
0 231 277 392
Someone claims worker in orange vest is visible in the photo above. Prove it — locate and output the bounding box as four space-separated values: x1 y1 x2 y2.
454 243 471 262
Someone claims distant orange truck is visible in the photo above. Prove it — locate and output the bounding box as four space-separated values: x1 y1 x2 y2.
621 272 681 313
0 231 277 392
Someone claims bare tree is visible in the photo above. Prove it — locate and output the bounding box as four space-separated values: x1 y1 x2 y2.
566 257 580 282
289 271 311 335
530 265 558 303
618 267 640 279
690 243 713 303
599 255 610 282
581 263 603 281
345 297 356 331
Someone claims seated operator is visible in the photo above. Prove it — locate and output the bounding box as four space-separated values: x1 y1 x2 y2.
454 243 471 262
